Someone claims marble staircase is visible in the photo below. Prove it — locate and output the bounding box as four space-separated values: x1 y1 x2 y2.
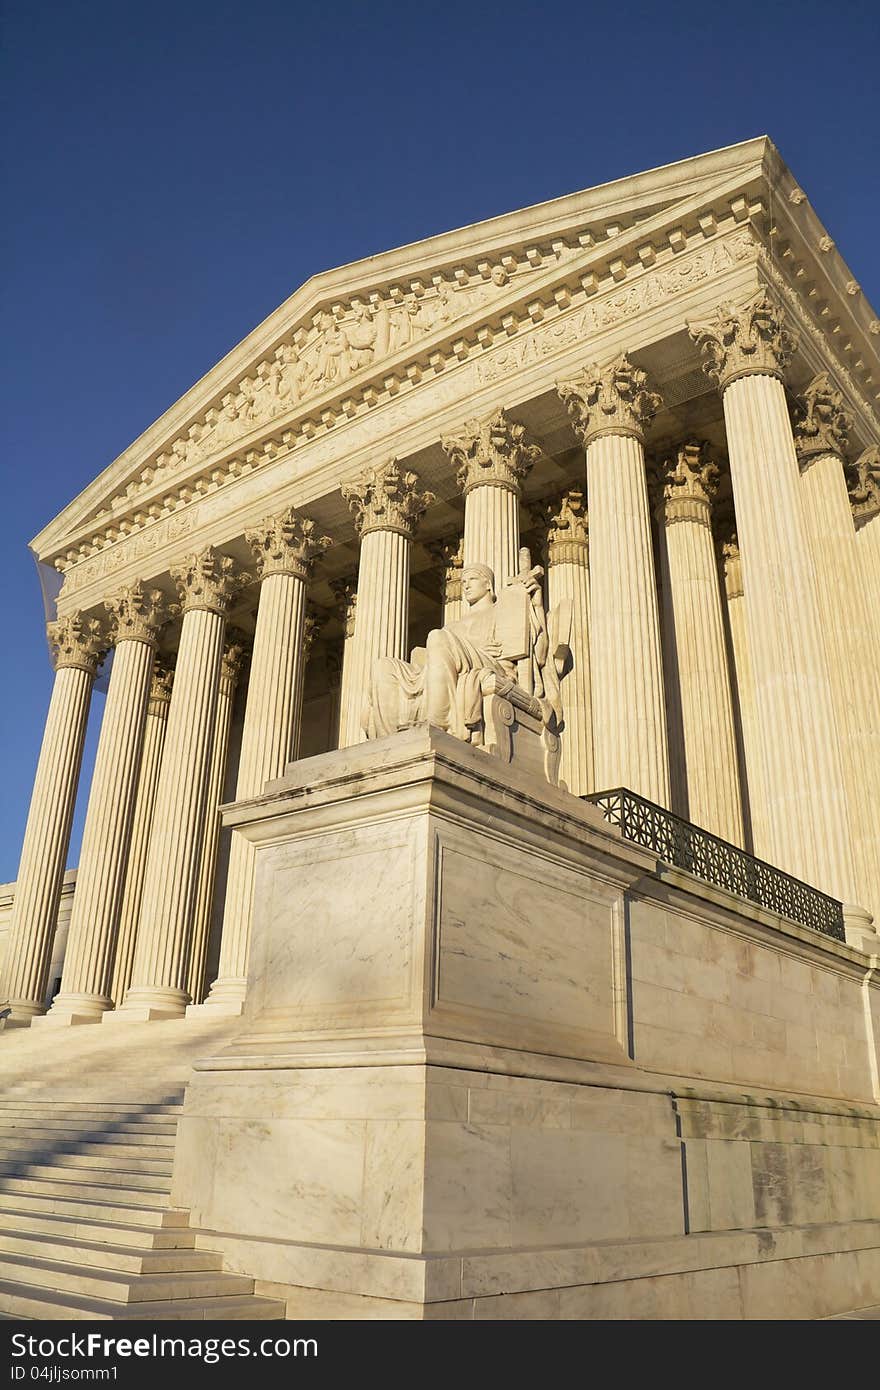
0 1020 285 1320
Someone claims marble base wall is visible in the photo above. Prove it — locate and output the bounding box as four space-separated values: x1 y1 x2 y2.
174 729 880 1319
176 1065 880 1319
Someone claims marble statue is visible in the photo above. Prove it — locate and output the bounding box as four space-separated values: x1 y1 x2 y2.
364 553 570 768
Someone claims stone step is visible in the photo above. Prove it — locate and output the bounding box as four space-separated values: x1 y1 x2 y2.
0 1104 182 1123
0 1117 178 1137
0 1160 171 1187
0 1252 254 1303
0 1230 223 1275
0 1135 176 1159
0 1190 187 1225
0 1146 173 1173
0 1175 173 1203
0 1205 195 1248
0 1280 285 1321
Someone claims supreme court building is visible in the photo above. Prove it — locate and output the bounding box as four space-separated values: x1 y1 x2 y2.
0 138 878 1320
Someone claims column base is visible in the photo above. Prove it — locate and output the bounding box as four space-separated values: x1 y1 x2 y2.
186 998 245 1019
32 993 112 1028
104 986 189 1024
2 1001 47 1028
188 977 247 1018
843 903 879 955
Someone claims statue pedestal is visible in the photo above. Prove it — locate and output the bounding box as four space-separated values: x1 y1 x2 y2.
174 728 880 1319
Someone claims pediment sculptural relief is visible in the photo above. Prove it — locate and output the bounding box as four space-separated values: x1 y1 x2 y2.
107 269 519 513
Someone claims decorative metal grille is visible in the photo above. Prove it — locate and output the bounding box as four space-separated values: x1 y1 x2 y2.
584 788 846 942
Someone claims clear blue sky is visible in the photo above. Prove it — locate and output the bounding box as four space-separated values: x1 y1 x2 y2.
1 0 878 880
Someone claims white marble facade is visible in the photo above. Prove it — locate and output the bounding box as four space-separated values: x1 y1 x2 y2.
2 134 879 1027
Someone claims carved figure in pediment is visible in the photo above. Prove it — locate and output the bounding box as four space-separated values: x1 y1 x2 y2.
314 310 353 385
364 554 570 785
278 343 313 403
347 302 378 370
212 399 241 449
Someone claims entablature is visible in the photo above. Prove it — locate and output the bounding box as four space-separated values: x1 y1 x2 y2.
37 139 879 622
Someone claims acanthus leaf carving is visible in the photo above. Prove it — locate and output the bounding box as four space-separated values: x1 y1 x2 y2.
330 577 358 638
440 407 541 496
47 613 107 674
557 352 661 445
148 653 175 708
341 459 434 540
793 373 852 464
847 445 880 525
245 507 332 581
220 630 249 686
543 488 589 567
687 288 797 390
104 580 168 647
656 439 719 526
170 546 245 616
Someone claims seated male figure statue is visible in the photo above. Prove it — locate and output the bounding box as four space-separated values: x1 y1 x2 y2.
363 556 568 759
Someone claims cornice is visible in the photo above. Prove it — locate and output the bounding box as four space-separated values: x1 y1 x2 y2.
44 162 880 606
32 141 772 550
46 189 767 578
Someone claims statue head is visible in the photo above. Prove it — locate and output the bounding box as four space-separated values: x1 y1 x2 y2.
461 563 495 607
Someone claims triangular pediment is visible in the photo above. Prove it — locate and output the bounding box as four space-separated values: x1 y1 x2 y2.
32 136 879 570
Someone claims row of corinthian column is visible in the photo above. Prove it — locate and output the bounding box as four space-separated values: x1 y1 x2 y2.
3 289 879 1025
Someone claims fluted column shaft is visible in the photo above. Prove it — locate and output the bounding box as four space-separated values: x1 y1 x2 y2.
722 544 770 859
3 648 98 1022
442 408 538 591
721 374 855 900
463 485 520 588
193 509 330 1015
187 644 243 1005
204 574 306 1010
116 608 225 1017
340 461 432 747
547 556 591 795
334 584 358 749
110 673 171 1006
429 539 463 626
558 353 669 805
588 433 670 803
346 528 410 744
855 516 880 650
45 637 156 1022
800 448 880 926
111 548 239 1021
544 491 592 797
656 448 743 844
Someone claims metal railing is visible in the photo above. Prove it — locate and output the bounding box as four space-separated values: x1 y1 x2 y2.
583 788 845 942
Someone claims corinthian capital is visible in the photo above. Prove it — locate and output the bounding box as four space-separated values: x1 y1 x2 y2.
657 440 719 526
687 289 796 390
245 507 332 580
47 613 106 674
441 408 541 496
148 654 174 710
330 578 357 638
543 489 589 567
303 606 328 659
105 580 168 647
341 459 434 539
427 536 464 599
557 353 661 445
170 546 243 616
793 373 852 465
220 631 249 687
847 445 880 525
721 534 744 601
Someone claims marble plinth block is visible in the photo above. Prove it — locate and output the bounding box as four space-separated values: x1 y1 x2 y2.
174 729 880 1319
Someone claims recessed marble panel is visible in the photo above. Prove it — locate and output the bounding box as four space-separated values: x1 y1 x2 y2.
434 832 621 1051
